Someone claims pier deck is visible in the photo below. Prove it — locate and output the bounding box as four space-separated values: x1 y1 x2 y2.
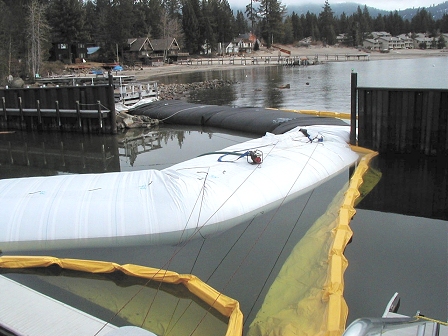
177 54 370 66
0 275 118 335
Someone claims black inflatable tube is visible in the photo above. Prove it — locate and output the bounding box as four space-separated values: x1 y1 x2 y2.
130 100 348 136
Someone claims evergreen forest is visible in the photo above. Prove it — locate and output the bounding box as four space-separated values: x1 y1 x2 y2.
0 0 447 82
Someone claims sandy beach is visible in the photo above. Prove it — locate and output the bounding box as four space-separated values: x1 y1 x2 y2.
122 45 448 81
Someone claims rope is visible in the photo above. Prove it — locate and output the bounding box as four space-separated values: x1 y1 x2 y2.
165 238 207 336
198 150 249 162
415 315 448 326
157 105 207 122
244 189 315 324
98 137 318 334
96 172 212 333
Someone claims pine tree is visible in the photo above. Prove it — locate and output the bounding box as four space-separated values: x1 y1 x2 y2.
318 0 336 45
27 0 50 77
258 0 285 48
182 0 200 54
235 10 249 35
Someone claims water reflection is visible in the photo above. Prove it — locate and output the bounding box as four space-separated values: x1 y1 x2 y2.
357 154 448 221
0 131 120 177
189 83 237 105
3 268 228 336
0 127 254 177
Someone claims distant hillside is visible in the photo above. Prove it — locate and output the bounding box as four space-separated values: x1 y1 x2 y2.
232 1 448 20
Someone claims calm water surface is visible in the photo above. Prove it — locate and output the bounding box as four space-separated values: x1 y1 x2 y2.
153 56 448 112
1 56 447 332
154 56 448 322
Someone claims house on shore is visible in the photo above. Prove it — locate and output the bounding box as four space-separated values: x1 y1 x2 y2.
50 42 88 64
216 33 260 56
363 38 380 51
126 37 153 65
124 37 188 65
363 31 447 51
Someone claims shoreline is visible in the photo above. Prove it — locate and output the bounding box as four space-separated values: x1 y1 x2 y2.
122 46 448 81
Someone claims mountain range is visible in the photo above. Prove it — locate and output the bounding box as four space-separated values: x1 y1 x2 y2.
232 1 448 20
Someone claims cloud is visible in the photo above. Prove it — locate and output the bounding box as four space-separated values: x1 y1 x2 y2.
230 0 442 12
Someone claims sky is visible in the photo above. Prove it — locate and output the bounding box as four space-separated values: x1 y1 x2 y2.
309 0 441 11
229 0 444 12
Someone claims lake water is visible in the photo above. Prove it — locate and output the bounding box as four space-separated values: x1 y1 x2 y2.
1 56 447 333
153 56 448 112
149 56 448 324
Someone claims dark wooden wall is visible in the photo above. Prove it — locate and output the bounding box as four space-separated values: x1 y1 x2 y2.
0 80 116 134
356 87 448 155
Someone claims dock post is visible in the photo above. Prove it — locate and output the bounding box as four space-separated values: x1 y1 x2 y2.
2 97 7 122
18 96 24 130
55 100 61 128
37 100 42 124
97 100 103 131
350 72 357 146
76 100 82 130
107 72 117 134
18 97 24 121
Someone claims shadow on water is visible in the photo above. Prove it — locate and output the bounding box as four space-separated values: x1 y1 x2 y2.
345 154 448 324
357 154 448 221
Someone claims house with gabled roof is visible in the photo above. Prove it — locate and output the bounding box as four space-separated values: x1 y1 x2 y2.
371 32 391 39
378 36 405 50
414 36 435 49
125 37 153 64
124 36 188 65
397 34 414 49
150 37 187 62
234 33 258 55
363 38 380 50
216 42 238 56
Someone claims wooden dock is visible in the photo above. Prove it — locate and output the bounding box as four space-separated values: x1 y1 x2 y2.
35 74 134 86
0 275 117 335
177 54 369 66
0 74 117 134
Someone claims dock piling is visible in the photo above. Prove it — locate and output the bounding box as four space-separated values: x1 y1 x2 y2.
76 101 82 130
55 100 61 128
2 97 6 122
350 72 357 146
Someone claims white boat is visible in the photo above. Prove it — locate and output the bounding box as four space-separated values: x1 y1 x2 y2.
343 293 448 336
0 125 358 251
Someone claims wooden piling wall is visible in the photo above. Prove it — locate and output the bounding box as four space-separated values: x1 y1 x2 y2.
0 80 116 134
356 87 448 156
